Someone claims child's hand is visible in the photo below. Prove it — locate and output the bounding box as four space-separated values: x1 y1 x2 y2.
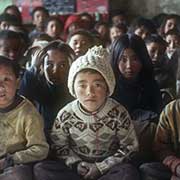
83 163 100 179
77 161 89 176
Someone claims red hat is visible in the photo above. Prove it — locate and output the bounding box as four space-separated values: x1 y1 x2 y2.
64 14 81 33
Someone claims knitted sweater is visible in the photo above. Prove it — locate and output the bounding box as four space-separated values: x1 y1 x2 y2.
51 98 138 174
0 96 49 164
154 99 180 161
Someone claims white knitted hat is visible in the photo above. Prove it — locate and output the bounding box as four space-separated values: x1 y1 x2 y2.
68 46 115 97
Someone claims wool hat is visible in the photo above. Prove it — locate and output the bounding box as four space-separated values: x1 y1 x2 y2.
64 14 82 33
68 46 115 97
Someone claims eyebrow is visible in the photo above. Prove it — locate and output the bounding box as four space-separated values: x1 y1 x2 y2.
76 78 105 83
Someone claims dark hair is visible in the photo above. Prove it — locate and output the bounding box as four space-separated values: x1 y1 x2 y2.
0 30 22 41
38 40 75 66
0 13 21 26
110 23 128 34
31 6 49 19
159 14 180 37
165 28 180 37
4 5 22 23
44 16 64 30
144 34 167 47
94 21 109 30
110 34 153 81
0 55 20 78
67 29 94 45
129 17 157 34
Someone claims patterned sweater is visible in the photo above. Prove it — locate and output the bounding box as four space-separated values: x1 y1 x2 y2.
154 99 180 161
0 96 49 164
51 98 139 174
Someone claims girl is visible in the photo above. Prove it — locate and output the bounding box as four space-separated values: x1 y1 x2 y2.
19 40 75 136
110 34 162 158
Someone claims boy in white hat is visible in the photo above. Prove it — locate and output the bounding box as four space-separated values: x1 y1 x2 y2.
34 46 139 180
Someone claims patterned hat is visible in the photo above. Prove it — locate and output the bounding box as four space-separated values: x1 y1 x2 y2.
68 46 115 97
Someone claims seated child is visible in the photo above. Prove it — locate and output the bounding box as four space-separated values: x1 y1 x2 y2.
145 34 175 107
140 99 180 180
34 46 140 180
67 29 94 58
19 40 75 137
0 56 49 180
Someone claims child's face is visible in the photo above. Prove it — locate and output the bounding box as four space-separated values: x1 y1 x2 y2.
134 26 149 39
45 20 63 39
0 38 21 61
110 26 124 42
33 10 48 29
164 18 177 34
43 49 70 85
0 64 18 108
166 34 180 57
146 42 166 66
118 48 142 80
69 34 92 57
74 71 108 113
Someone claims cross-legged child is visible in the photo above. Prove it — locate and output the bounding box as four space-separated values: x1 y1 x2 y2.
34 46 140 180
0 56 49 180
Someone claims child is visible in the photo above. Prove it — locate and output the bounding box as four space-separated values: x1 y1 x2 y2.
129 17 157 39
159 14 180 38
145 34 175 107
140 99 180 180
29 6 49 42
110 34 162 159
0 56 49 180
67 29 94 58
19 40 75 137
34 46 139 180
109 23 127 43
45 16 64 40
0 30 24 62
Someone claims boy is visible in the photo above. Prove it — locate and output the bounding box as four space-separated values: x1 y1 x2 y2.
34 46 139 180
29 6 49 42
0 56 49 180
140 99 180 180
67 29 94 58
145 34 175 107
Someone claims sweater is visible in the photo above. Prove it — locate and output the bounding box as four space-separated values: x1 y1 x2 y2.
154 99 180 161
51 98 138 174
0 95 49 164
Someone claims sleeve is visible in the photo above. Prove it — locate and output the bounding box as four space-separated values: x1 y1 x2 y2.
95 109 139 174
50 111 82 168
153 101 177 161
12 103 49 164
19 68 38 101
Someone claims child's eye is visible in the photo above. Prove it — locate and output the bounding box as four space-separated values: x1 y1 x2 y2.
58 63 66 68
4 77 12 82
78 84 86 88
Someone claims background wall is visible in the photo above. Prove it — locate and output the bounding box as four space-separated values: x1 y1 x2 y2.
110 0 180 18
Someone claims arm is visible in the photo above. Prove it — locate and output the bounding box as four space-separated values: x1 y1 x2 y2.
95 109 139 175
12 102 49 164
153 101 177 161
50 112 82 168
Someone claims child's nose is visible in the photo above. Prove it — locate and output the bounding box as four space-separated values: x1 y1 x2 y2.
86 86 94 95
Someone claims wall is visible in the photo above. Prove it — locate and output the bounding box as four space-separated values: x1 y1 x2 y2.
110 0 180 18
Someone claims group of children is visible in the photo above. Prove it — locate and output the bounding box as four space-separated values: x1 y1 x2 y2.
0 4 180 180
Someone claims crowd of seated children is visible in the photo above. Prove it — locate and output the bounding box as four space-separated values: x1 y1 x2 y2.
0 4 180 180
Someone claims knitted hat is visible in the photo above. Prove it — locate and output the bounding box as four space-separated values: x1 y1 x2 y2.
68 46 115 97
